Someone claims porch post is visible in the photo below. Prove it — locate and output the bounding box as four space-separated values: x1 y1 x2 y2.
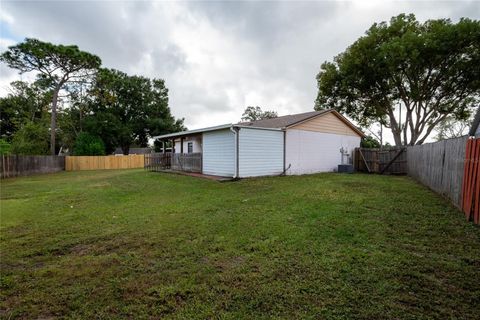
162 140 166 154
180 137 184 154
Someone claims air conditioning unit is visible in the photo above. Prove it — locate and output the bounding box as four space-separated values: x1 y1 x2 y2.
338 147 354 173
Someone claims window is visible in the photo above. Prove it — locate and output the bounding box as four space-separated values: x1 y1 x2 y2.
187 142 193 153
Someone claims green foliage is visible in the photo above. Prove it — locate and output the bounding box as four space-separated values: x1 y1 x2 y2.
73 132 105 156
1 39 184 156
241 106 278 121
434 116 471 141
0 139 11 155
0 38 102 154
85 68 185 154
10 122 49 155
316 14 480 146
0 38 101 80
1 171 479 318
0 81 51 141
361 135 381 148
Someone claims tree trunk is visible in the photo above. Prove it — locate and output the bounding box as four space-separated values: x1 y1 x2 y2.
122 145 130 155
387 110 403 146
50 87 60 155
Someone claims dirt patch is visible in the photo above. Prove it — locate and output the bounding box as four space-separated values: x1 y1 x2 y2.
206 256 246 271
70 243 93 256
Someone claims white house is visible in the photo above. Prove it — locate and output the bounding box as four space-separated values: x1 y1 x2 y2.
154 109 365 178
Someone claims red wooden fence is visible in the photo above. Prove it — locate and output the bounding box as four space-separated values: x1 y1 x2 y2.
461 138 480 224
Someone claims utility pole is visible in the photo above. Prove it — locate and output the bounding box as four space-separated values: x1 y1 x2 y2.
379 124 383 150
398 102 402 145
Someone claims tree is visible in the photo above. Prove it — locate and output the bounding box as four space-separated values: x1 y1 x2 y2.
241 106 278 122
0 139 11 155
434 116 471 141
1 38 101 154
56 80 93 153
10 122 50 155
360 136 381 148
73 132 105 156
86 69 185 154
316 14 480 146
0 81 51 141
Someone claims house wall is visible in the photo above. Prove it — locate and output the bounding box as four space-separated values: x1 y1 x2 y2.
285 129 360 175
238 128 284 177
291 112 360 137
174 135 202 153
202 129 235 177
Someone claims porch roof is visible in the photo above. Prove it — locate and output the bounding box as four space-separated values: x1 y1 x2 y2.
152 124 232 140
153 123 284 140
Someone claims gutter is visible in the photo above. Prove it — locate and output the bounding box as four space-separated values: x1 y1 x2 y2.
234 125 284 131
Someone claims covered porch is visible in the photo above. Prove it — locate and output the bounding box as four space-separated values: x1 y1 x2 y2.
147 133 203 173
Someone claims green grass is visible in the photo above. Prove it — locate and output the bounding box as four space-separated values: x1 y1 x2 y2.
1 170 479 319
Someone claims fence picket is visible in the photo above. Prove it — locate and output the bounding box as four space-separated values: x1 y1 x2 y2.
1 155 65 179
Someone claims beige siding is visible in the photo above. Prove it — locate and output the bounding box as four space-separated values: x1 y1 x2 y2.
291 112 360 137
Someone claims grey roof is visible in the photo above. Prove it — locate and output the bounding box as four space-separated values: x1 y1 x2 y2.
153 109 364 140
114 147 152 154
237 110 330 128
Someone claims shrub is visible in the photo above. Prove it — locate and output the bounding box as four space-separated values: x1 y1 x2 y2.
361 136 381 148
0 139 11 155
73 132 106 156
10 122 49 155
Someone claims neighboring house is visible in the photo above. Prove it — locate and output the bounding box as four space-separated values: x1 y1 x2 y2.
153 109 365 178
114 147 153 155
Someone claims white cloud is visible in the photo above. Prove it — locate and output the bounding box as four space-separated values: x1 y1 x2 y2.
0 0 478 143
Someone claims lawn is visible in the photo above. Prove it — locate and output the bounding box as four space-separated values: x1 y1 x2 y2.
1 170 479 319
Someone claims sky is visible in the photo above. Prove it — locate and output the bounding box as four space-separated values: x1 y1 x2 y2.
1 0 479 143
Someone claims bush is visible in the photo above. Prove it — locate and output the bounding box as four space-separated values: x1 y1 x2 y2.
73 132 106 156
10 122 50 155
0 139 11 155
361 136 381 148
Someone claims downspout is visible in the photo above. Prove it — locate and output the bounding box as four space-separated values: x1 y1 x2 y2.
281 128 291 176
283 130 286 173
230 126 239 178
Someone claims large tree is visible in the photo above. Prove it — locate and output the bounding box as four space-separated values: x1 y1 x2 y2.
0 38 101 154
316 14 480 146
241 106 278 122
86 69 185 154
0 81 51 141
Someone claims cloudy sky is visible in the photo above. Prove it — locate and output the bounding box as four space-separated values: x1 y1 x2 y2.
1 0 479 141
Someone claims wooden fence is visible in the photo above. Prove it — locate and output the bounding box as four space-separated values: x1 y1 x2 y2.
145 153 202 173
145 153 171 171
1 155 65 179
354 147 407 174
461 137 480 224
65 155 145 171
407 136 467 208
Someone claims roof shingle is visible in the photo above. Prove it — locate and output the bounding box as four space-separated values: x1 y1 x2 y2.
237 110 330 128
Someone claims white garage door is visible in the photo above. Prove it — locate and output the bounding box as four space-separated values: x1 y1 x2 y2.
202 129 235 177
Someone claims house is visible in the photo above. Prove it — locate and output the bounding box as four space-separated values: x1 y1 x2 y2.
153 109 365 178
114 147 153 155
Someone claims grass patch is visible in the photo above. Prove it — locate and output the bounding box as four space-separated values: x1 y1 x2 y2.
1 170 479 319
